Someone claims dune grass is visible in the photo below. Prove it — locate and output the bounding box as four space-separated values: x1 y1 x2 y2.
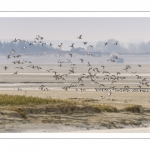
0 94 73 106
123 105 144 113
0 94 143 115
0 94 118 113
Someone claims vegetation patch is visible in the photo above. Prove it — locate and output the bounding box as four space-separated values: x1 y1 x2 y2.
0 95 144 116
0 94 71 106
123 105 144 113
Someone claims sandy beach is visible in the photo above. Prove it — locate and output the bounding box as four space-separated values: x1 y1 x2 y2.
0 90 150 133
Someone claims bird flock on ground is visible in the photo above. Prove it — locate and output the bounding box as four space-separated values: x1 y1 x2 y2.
3 35 150 98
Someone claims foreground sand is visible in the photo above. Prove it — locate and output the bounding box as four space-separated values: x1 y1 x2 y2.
0 90 150 133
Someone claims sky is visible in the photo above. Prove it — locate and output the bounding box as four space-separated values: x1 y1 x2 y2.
0 17 150 46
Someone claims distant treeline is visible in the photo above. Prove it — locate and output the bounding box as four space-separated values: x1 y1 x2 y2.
0 39 150 56
0 41 101 56
93 39 150 55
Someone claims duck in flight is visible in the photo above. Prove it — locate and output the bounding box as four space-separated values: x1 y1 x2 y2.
69 43 74 48
83 42 87 45
13 71 18 75
80 59 83 63
69 54 73 57
113 55 118 59
42 42 46 46
13 38 17 43
35 37 39 40
77 35 82 39
104 42 108 46
7 55 11 59
50 43 53 46
4 66 7 71
58 43 63 49
10 49 15 54
87 62 91 66
86 52 92 56
114 41 118 45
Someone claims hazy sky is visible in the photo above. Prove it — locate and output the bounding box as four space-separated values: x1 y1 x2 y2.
0 18 150 43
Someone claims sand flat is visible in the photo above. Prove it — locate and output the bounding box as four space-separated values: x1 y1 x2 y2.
0 90 150 133
0 63 150 132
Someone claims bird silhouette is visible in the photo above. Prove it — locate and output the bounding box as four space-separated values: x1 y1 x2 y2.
77 35 82 39
114 41 118 45
58 43 63 49
50 43 53 46
83 42 87 45
4 66 7 71
69 43 74 48
104 42 108 46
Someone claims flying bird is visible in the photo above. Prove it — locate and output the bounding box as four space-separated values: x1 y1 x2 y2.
13 38 17 43
113 55 118 59
69 54 73 57
13 71 18 75
69 43 74 48
86 52 92 56
104 42 108 46
77 35 82 39
87 62 91 66
80 59 83 63
83 42 87 45
114 41 118 45
58 43 63 49
35 37 39 40
10 49 15 54
50 43 53 46
90 45 94 48
4 66 7 71
7 55 11 59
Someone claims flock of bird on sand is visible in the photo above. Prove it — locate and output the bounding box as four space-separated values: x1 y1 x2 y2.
3 35 150 99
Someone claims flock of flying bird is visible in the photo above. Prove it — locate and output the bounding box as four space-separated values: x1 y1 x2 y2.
2 35 150 99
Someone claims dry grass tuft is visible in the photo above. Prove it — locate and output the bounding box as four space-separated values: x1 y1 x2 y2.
0 94 73 106
99 104 118 112
9 108 27 119
0 95 143 115
123 105 144 113
0 95 120 115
